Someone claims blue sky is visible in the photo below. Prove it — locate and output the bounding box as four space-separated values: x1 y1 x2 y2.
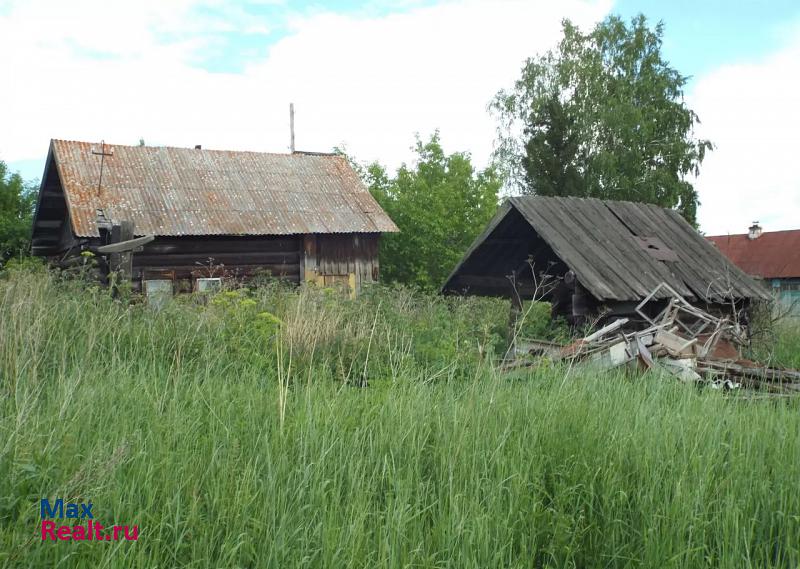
616 0 800 80
2 0 799 233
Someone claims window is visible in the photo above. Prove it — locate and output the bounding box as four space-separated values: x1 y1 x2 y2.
144 279 173 308
196 277 222 293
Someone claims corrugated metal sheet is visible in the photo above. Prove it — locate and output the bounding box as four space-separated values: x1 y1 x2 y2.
444 196 770 302
707 230 800 279
51 139 398 237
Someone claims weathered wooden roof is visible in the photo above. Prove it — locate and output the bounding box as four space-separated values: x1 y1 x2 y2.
45 139 398 237
444 196 770 303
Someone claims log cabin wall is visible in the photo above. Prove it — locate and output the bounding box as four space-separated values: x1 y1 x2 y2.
132 233 380 294
31 157 80 258
302 233 380 291
133 235 302 292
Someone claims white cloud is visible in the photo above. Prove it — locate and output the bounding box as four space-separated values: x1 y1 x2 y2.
0 0 610 177
690 31 800 235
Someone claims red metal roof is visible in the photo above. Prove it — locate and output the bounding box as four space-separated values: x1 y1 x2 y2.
707 230 800 279
49 139 398 237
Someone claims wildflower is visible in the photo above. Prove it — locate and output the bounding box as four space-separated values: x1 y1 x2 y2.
257 311 283 325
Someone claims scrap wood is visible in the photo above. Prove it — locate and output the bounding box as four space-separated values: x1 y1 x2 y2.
695 335 739 360
518 337 564 359
505 283 800 396
653 329 697 358
583 318 629 342
586 339 633 370
659 357 702 383
635 335 655 369
696 360 800 383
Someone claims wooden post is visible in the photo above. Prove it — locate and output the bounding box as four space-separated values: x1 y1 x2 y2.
118 220 134 281
571 282 589 329
289 103 295 153
508 271 523 357
302 234 319 284
107 220 134 296
353 234 362 296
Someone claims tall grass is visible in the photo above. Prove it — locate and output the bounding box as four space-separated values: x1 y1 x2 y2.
1 268 798 568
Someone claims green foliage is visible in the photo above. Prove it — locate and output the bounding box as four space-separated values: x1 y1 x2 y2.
492 14 712 225
364 133 501 289
1 271 800 567
517 300 570 342
0 160 37 265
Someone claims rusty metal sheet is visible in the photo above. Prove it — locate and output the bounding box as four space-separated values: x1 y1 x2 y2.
708 230 800 279
51 139 398 238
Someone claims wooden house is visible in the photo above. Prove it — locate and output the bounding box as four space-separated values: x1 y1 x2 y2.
442 196 770 327
31 139 398 294
708 224 800 316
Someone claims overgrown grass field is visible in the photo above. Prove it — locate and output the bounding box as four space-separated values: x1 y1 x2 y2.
1 269 799 568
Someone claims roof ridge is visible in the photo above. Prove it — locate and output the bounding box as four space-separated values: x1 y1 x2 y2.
51 138 343 160
707 228 800 239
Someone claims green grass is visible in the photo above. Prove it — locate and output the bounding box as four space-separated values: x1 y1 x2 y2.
1 269 799 568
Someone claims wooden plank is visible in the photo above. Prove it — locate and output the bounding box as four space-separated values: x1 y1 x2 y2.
663 209 769 300
137 264 300 277
133 251 300 267
442 202 514 291
303 234 318 283
512 199 626 300
142 237 301 255
605 201 703 300
545 196 644 299
630 204 715 290
566 198 659 298
577 199 689 296
138 268 301 282
97 234 154 253
118 221 134 281
584 318 629 342
34 220 62 229
632 203 735 302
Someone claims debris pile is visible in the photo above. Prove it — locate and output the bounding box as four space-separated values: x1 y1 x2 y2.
517 283 800 396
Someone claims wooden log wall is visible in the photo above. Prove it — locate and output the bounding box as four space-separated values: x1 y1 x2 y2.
31 159 78 256
133 235 302 291
313 234 380 290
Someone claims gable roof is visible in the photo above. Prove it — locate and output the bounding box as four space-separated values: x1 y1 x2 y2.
42 139 397 237
444 196 770 303
707 230 800 279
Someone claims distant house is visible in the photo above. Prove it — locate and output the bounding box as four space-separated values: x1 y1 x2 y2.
31 139 398 294
708 223 800 316
442 196 770 326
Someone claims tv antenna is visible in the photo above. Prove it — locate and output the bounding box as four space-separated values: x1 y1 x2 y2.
289 103 295 153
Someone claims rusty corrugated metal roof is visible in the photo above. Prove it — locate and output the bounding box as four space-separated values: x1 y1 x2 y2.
50 139 398 237
707 230 800 279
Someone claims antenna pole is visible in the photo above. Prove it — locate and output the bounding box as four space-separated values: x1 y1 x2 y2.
92 139 113 198
289 103 295 153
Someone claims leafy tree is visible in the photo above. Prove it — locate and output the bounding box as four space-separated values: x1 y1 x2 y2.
492 14 712 224
363 133 501 289
0 160 36 265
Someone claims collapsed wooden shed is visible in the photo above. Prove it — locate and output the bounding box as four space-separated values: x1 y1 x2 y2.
442 196 770 327
31 139 398 294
